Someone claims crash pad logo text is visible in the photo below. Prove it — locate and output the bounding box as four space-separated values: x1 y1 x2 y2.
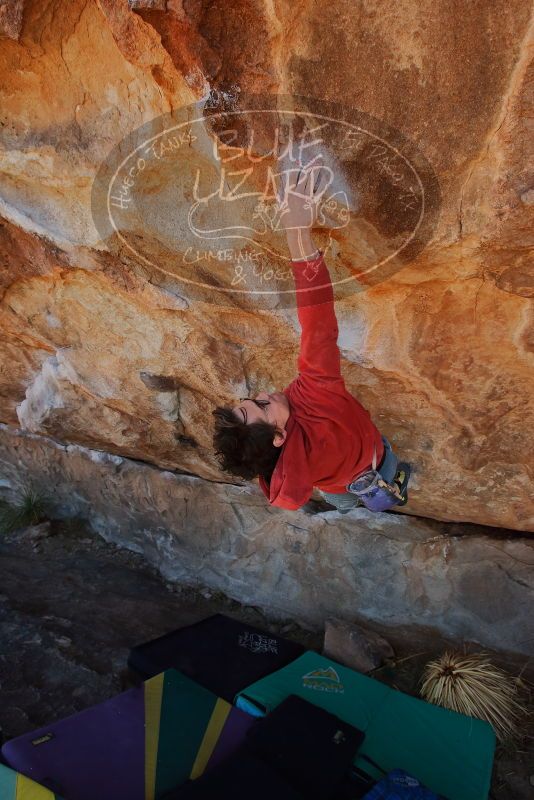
31 733 54 746
302 666 345 694
238 631 279 654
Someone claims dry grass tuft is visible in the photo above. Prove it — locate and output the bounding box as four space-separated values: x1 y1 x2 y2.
420 651 526 742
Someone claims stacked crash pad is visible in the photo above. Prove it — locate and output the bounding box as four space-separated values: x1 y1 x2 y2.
1 615 496 800
161 693 366 800
127 613 305 702
235 651 495 800
2 668 254 800
162 751 303 799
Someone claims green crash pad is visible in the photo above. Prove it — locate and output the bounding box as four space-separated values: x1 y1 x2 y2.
145 668 255 798
235 652 495 800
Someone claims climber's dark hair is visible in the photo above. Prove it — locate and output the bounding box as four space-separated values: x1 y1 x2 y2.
212 406 281 483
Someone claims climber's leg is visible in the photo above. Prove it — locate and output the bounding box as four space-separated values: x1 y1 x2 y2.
319 438 412 513
379 437 412 506
317 489 363 514
376 435 399 483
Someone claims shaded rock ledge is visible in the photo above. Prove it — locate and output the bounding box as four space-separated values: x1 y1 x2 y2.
0 422 532 658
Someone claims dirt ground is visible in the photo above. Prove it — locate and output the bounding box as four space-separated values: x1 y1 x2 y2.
0 516 532 799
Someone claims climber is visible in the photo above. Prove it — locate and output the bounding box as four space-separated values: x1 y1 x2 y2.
212 164 411 513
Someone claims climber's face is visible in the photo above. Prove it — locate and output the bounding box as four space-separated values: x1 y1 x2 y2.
233 391 290 447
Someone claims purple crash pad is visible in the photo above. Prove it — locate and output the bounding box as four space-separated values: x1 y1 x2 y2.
2 685 145 800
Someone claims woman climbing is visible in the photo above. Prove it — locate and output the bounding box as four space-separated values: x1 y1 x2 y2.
212 163 411 514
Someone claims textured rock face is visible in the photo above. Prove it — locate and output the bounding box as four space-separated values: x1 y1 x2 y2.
1 423 533 656
0 1 533 530
0 0 24 40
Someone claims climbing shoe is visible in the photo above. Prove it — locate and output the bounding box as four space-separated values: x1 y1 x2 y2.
392 462 411 506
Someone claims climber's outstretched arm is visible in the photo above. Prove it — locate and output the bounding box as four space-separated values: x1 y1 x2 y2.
286 227 318 262
279 168 343 384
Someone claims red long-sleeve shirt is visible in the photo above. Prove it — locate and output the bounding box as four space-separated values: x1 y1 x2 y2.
258 250 384 510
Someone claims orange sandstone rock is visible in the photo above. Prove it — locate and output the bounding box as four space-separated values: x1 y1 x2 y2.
0 0 532 530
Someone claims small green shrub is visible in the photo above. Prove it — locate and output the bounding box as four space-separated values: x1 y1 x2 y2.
0 483 48 534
